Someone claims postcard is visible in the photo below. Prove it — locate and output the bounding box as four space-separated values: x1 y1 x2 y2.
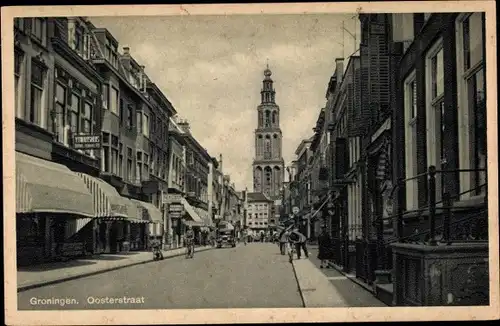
2 1 499 324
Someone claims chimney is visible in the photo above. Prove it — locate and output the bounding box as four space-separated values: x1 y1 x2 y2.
219 154 223 171
335 58 344 84
123 47 130 55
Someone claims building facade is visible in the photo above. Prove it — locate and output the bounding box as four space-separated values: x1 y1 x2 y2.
246 193 273 237
252 65 285 199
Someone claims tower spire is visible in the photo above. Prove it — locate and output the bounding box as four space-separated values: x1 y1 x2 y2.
266 58 269 70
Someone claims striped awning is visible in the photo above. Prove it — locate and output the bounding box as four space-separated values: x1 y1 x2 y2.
16 152 94 217
180 198 203 223
193 207 212 227
131 199 162 224
77 173 139 221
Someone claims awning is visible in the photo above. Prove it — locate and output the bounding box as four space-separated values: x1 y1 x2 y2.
183 220 204 227
16 152 95 217
193 206 212 227
76 173 139 221
180 198 203 223
131 199 163 224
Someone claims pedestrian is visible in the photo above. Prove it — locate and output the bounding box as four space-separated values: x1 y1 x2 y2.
289 226 308 259
317 226 331 268
260 232 264 243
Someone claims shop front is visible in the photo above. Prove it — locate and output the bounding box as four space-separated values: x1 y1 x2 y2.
77 173 140 254
131 199 163 250
180 198 204 246
16 152 96 266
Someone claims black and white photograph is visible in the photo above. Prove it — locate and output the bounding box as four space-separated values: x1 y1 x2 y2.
2 1 498 324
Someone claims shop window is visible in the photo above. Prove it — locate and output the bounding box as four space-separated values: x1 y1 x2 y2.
30 60 46 128
425 40 445 201
404 70 418 210
456 13 487 197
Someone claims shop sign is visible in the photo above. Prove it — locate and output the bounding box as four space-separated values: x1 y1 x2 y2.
164 193 183 203
169 204 183 212
169 211 182 218
73 134 101 150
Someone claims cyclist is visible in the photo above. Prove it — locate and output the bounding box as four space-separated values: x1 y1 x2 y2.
185 226 195 258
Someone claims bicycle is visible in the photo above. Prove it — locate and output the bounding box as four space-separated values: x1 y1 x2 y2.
185 239 194 259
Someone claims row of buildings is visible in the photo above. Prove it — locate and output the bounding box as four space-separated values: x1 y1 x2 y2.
283 13 488 306
14 16 244 266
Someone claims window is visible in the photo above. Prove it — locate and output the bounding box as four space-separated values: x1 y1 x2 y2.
136 111 143 133
127 147 133 182
404 71 418 210
119 98 124 123
136 151 143 183
425 40 445 201
105 38 118 68
102 132 110 173
31 18 45 45
110 87 119 116
265 110 271 127
143 154 149 180
30 60 45 127
69 94 80 136
143 113 150 137
54 83 66 143
127 104 133 129
73 24 84 54
15 50 24 118
102 84 109 109
118 143 124 178
456 13 487 197
110 135 119 175
81 102 92 133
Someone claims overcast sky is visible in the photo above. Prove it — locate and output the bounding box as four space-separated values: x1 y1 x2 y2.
90 14 359 190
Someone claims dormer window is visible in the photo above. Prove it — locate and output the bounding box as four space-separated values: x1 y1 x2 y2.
105 38 118 68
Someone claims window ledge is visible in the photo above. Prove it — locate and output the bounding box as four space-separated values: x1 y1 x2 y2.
454 195 486 209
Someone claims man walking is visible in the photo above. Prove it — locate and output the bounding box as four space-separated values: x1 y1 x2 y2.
289 225 308 259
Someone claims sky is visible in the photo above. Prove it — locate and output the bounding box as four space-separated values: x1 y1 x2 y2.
90 14 360 190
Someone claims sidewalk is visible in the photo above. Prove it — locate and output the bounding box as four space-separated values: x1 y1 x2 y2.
17 246 213 292
291 245 386 307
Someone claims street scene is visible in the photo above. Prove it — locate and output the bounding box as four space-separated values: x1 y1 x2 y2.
9 8 490 313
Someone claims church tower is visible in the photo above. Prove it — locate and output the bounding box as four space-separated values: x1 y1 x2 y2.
252 63 285 199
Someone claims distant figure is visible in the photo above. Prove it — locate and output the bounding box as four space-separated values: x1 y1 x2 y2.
317 227 331 268
260 232 265 243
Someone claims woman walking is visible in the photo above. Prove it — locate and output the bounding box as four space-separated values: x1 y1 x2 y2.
317 226 331 268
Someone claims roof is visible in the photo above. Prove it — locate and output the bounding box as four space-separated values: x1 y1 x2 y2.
247 192 273 203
